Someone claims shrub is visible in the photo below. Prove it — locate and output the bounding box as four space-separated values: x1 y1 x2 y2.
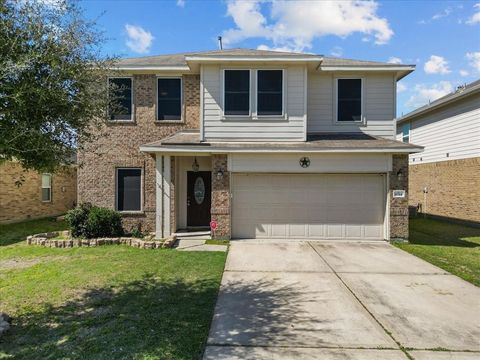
65 203 92 237
65 203 123 239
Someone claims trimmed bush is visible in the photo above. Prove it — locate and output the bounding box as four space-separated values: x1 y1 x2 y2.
65 203 123 239
65 203 92 238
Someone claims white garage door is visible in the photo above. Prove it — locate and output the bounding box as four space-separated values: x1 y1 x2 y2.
232 174 386 240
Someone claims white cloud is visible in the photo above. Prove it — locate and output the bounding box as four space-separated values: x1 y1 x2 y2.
330 46 343 57
432 7 452 20
388 56 402 64
223 0 393 52
397 82 407 93
466 3 480 25
257 44 304 53
424 55 450 74
406 81 453 109
466 52 480 72
176 0 185 8
125 24 154 54
459 69 469 77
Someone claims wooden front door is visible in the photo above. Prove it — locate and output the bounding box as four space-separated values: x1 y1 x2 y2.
187 171 212 227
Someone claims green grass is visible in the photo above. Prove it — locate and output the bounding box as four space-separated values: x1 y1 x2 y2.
0 217 68 246
0 219 226 359
395 218 480 286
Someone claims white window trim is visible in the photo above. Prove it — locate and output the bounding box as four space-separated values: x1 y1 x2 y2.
115 167 144 213
108 76 134 122
255 69 286 119
221 69 252 119
41 173 52 203
333 77 365 125
156 76 184 123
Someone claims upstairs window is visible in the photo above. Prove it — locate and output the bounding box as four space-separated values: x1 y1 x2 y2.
41 174 52 202
402 123 410 143
109 78 133 121
116 168 142 212
257 70 283 116
337 79 362 122
224 70 250 116
157 78 182 121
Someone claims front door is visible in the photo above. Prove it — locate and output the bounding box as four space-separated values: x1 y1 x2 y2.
187 171 212 227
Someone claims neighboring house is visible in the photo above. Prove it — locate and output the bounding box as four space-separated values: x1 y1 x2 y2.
78 48 422 240
0 161 77 223
397 80 480 225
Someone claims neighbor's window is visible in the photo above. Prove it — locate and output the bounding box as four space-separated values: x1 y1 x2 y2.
116 168 142 211
257 70 283 116
109 77 133 121
402 123 410 143
337 79 362 122
157 78 182 120
224 70 250 116
41 174 52 202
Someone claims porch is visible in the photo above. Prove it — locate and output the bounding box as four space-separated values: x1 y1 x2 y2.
155 154 230 240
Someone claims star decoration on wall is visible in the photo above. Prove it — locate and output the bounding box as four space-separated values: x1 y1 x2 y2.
299 157 310 168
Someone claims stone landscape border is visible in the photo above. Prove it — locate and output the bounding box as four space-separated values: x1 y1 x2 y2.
26 231 177 249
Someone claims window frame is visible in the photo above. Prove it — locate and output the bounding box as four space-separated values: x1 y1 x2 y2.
41 173 52 203
108 76 134 122
402 123 410 143
334 77 365 125
222 69 252 118
156 76 183 122
255 69 285 118
115 167 143 213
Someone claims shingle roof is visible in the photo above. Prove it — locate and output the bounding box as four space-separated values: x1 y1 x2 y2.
397 79 480 124
140 130 423 153
115 48 411 68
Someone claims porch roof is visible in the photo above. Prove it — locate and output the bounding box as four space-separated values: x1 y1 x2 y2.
140 131 423 154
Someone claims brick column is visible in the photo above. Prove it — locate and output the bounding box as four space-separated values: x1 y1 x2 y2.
390 154 409 240
211 154 231 239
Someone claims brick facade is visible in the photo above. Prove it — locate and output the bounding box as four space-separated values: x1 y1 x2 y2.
0 161 77 223
409 157 480 224
211 154 231 239
389 154 409 239
77 74 199 233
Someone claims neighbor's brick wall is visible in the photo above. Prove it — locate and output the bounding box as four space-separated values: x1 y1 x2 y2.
0 161 77 223
211 154 231 239
390 154 409 239
409 157 480 224
77 74 200 233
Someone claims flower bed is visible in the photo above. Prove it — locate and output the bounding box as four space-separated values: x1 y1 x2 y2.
26 231 176 249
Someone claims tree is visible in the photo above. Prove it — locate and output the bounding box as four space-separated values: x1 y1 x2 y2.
0 0 116 172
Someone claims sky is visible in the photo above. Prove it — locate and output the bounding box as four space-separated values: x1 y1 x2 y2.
79 0 480 116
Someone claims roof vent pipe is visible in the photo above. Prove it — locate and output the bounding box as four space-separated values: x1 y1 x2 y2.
218 36 223 50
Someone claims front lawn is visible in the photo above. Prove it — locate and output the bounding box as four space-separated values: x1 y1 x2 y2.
395 218 480 287
0 219 226 359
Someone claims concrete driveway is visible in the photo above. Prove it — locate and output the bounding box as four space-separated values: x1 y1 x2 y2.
204 241 480 360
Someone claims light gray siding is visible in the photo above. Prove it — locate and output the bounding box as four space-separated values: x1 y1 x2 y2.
307 72 396 139
202 64 306 142
397 93 480 164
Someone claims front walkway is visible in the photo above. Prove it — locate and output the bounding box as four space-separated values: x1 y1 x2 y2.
204 241 480 360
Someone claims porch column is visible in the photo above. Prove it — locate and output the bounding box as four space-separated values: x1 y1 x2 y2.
211 154 231 239
155 154 172 239
163 155 171 237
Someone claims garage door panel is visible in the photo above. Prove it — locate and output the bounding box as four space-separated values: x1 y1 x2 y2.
232 174 385 240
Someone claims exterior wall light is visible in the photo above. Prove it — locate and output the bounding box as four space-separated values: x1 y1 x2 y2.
216 170 224 180
192 157 199 172
396 169 404 182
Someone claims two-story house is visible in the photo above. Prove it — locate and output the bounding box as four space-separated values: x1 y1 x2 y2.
397 79 480 225
78 49 422 240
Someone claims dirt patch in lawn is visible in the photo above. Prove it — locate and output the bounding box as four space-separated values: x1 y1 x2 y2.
0 256 70 270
